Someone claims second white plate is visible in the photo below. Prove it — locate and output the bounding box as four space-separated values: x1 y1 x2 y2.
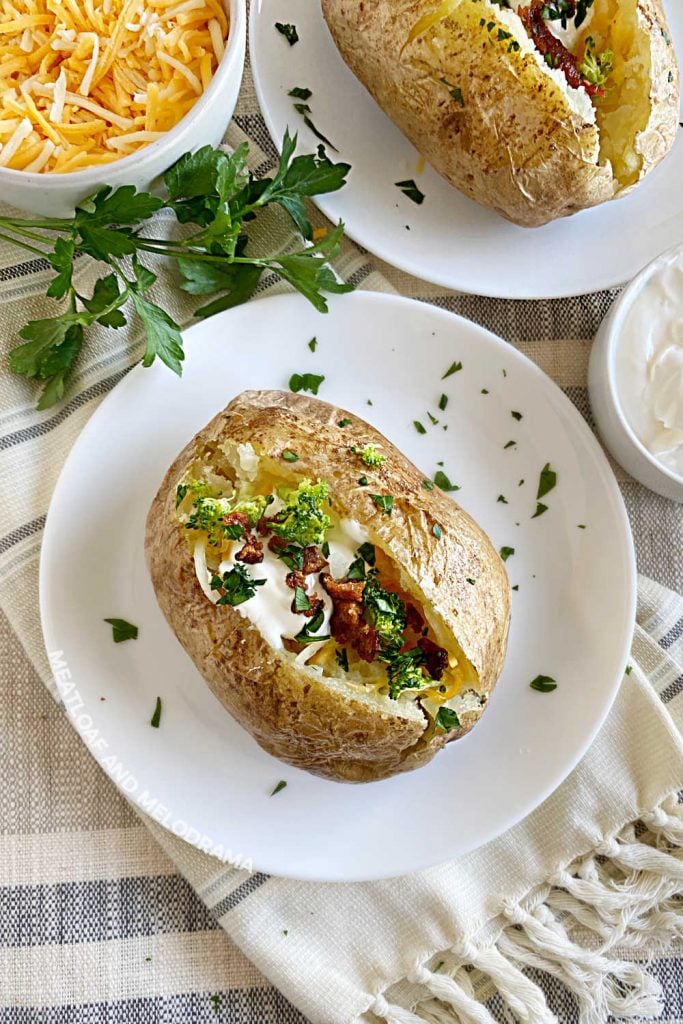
40 293 635 881
250 0 683 299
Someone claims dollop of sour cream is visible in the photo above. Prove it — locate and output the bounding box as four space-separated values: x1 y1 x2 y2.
197 517 369 662
615 252 683 478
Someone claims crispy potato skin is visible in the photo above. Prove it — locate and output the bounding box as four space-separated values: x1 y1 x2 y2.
321 0 679 227
146 391 510 783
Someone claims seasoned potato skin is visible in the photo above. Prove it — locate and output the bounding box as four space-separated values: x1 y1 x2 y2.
321 0 679 227
146 391 511 783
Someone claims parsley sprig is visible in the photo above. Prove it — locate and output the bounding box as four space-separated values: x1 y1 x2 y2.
6 131 351 409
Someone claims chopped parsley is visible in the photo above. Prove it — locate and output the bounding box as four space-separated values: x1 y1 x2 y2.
346 557 366 581
427 412 439 426
282 449 299 462
370 494 394 515
511 410 523 421
293 586 311 612
289 372 324 395
481 388 489 395
338 417 352 428
530 675 557 692
436 706 461 732
150 696 162 728
512 584 519 591
625 665 633 676
499 546 515 561
532 502 549 519
308 336 317 351
578 523 586 529
175 484 187 507
289 86 312 101
273 542 305 571
438 394 448 411
504 440 516 450
292 101 339 150
442 361 462 378
321 541 330 558
271 780 288 795
414 420 427 434
357 542 376 566
294 608 330 645
352 443 386 467
395 179 425 204
497 494 508 504
432 523 442 540
439 76 464 106
422 479 435 490
104 617 138 643
537 463 557 500
466 578 476 585
275 22 298 45
336 648 349 672
434 470 459 492
358 476 369 486
211 565 266 606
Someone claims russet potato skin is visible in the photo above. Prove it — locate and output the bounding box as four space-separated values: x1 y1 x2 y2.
321 0 679 227
145 391 511 783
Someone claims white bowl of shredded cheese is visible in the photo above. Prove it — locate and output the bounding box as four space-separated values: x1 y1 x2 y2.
589 244 683 504
0 0 246 216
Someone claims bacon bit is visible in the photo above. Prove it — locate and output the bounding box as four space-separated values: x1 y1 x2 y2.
417 636 449 681
302 545 328 574
320 573 366 603
256 516 273 536
224 511 250 530
329 600 379 662
518 0 603 95
405 603 425 634
285 569 307 590
234 533 264 564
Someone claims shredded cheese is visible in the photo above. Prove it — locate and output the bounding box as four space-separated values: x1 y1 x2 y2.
0 0 229 173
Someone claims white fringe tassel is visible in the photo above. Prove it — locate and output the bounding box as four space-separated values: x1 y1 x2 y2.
371 795 683 1024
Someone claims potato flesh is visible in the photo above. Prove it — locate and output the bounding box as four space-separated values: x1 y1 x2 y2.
587 0 652 187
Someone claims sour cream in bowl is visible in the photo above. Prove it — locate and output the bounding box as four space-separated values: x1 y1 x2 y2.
588 244 683 503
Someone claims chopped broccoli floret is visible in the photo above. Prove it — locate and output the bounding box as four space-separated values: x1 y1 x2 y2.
351 443 387 468
232 494 273 527
269 479 331 547
185 496 234 546
385 647 427 699
362 576 406 654
579 45 613 86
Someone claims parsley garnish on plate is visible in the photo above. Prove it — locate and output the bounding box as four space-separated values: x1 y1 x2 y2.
104 617 138 643
511 410 523 421
308 336 317 352
210 565 266 606
500 546 515 561
497 494 508 504
532 502 549 519
370 494 394 515
271 780 288 795
434 470 459 492
292 100 339 151
530 675 557 692
438 394 448 411
537 463 557 499
442 361 462 379
504 440 517 450
6 133 352 410
414 420 427 434
289 86 312 100
395 179 425 204
275 22 298 44
289 372 325 395
150 697 162 728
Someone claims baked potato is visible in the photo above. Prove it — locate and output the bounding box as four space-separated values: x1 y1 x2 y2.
321 0 680 227
146 390 511 783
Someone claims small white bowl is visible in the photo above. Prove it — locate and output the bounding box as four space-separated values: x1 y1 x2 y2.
0 0 246 218
588 244 683 503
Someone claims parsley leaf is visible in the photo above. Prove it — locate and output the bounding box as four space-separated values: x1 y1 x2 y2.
436 706 461 731
150 697 162 728
442 361 462 378
530 675 557 692
532 502 549 519
104 617 139 643
210 565 266 606
289 372 325 395
537 463 557 499
275 22 298 44
271 780 288 795
293 586 311 611
370 494 394 515
395 179 425 204
434 470 459 492
499 546 515 561
289 86 312 100
294 608 330 645
131 293 184 375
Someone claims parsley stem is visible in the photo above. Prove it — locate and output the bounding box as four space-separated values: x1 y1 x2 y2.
0 230 46 258
0 215 71 233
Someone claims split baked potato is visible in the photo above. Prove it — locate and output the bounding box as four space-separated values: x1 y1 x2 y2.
322 0 680 227
146 390 511 783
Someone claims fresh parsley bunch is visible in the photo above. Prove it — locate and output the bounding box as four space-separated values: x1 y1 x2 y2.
5 131 351 410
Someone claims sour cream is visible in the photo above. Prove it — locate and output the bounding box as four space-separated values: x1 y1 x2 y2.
615 251 683 478
196 517 369 659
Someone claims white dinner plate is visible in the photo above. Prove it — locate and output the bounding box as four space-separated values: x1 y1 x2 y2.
250 0 683 299
40 292 635 881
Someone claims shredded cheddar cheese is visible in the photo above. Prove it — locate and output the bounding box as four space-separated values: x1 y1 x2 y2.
0 0 229 173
